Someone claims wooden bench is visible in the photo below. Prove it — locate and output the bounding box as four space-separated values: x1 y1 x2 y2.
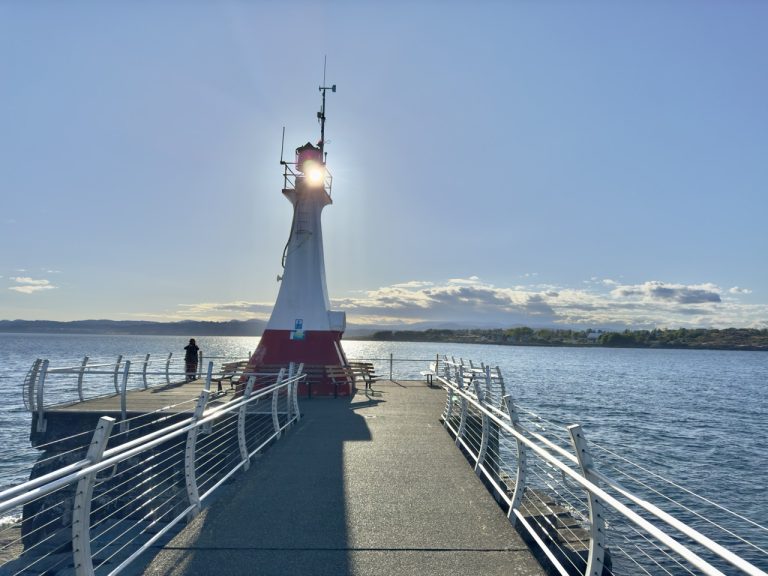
212 360 249 392
348 361 379 390
325 365 355 397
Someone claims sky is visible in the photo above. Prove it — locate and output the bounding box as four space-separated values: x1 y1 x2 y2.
1 1 767 330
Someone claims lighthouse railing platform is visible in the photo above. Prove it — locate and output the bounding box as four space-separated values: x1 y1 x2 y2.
281 161 333 195
0 367 305 576
436 356 767 575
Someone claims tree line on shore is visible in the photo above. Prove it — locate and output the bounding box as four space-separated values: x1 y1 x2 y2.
367 327 768 351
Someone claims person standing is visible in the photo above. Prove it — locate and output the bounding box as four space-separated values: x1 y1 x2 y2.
184 338 200 382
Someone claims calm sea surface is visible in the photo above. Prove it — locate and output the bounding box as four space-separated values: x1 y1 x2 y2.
1 333 767 552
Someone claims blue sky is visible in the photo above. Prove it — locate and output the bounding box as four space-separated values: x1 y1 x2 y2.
1 1 766 330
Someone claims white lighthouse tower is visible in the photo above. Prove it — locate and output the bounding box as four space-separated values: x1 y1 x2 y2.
246 83 348 396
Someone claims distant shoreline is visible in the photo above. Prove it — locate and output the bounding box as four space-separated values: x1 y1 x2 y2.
362 327 768 352
2 321 766 352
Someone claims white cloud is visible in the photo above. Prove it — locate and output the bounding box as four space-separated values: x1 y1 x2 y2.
390 280 434 289
130 278 768 330
447 276 482 286
8 277 56 294
729 286 752 295
128 300 275 322
610 281 721 304
331 277 767 329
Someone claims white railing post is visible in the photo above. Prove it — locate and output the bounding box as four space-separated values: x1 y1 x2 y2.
112 355 123 393
204 361 213 391
72 416 115 576
165 352 173 384
568 424 605 576
238 376 256 472
119 361 131 434
473 379 490 474
77 356 89 401
287 362 296 422
389 352 393 380
36 359 49 433
272 369 285 439
503 394 527 525
443 363 457 422
293 363 303 421
495 366 506 400
202 362 213 434
26 358 42 412
185 389 209 519
452 361 461 386
141 354 150 389
286 363 295 423
456 366 468 445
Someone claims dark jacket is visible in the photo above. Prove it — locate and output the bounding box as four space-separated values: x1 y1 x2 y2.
184 344 200 362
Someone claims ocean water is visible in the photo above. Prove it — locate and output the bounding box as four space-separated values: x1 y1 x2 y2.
1 333 767 562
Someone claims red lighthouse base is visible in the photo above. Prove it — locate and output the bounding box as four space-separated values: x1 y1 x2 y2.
246 329 349 397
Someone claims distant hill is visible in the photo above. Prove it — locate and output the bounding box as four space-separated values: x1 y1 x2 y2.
0 319 268 336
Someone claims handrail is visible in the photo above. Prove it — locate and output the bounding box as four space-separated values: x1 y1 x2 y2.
436 357 767 576
2 363 304 576
21 350 298 422
0 369 304 516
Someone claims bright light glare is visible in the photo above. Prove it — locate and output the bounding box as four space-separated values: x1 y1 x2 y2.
307 167 324 185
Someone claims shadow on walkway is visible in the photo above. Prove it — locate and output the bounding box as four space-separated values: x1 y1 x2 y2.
144 383 543 576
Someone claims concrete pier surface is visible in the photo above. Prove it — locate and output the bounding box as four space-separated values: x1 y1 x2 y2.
144 381 544 576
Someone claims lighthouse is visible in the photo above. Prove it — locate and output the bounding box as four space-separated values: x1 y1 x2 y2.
246 83 349 396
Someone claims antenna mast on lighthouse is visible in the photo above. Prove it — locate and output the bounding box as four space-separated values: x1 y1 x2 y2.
318 57 336 162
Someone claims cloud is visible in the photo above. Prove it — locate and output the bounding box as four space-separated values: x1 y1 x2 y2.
132 276 767 330
333 276 559 326
332 277 768 329
8 277 56 294
178 300 274 318
611 281 721 304
390 280 434 289
729 286 752 295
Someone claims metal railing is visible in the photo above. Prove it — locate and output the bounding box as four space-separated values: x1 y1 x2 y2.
346 353 442 381
21 353 258 434
21 352 438 433
1 363 304 576
437 356 767 576
14 351 767 574
281 161 333 196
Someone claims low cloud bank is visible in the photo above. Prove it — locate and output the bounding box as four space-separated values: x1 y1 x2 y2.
138 277 765 330
333 277 764 329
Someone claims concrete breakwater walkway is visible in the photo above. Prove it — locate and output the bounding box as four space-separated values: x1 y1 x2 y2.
144 381 544 576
